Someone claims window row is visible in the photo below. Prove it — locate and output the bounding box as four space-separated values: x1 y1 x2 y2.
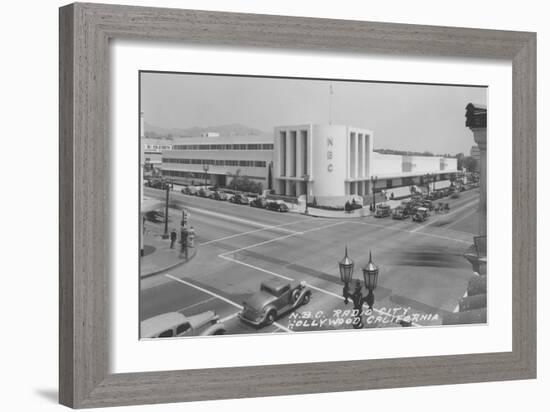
161 170 266 181
171 143 274 151
144 144 172 150
163 158 267 168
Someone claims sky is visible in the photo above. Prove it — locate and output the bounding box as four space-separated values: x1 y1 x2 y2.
141 72 487 156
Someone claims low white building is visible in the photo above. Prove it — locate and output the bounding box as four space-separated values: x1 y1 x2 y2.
160 135 273 188
157 123 457 202
142 138 173 167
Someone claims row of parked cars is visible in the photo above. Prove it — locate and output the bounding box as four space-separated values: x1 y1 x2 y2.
374 186 460 222
375 203 431 222
180 185 290 212
249 197 289 212
145 178 172 190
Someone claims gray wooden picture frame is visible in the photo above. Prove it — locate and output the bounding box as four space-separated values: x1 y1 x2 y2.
59 2 536 409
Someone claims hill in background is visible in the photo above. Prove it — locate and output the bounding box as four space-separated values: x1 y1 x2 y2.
144 122 270 139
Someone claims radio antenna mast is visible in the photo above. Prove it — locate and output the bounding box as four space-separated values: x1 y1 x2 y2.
329 83 334 125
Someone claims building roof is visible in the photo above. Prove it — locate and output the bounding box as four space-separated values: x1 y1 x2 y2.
170 135 273 144
141 137 174 145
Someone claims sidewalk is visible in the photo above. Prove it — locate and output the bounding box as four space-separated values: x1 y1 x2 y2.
140 230 197 278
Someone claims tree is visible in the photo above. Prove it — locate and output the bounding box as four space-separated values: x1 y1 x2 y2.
455 152 465 170
267 162 273 190
227 169 263 193
463 156 479 173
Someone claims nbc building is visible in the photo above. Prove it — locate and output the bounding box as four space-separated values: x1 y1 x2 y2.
158 123 457 204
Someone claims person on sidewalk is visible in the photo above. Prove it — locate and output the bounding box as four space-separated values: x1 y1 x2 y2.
169 228 177 249
187 226 196 248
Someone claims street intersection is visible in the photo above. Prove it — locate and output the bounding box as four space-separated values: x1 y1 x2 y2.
140 187 481 336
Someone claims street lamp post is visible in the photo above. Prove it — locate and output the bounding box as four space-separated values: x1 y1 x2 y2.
203 164 210 187
302 174 310 214
362 251 380 310
339 247 380 329
370 175 378 211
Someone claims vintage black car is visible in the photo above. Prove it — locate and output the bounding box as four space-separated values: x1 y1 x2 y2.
250 197 268 208
197 188 214 198
181 185 199 195
426 192 438 201
266 201 289 212
210 190 229 201
146 179 171 190
421 200 434 210
392 206 409 220
239 279 311 327
229 193 249 204
412 207 429 222
374 204 391 218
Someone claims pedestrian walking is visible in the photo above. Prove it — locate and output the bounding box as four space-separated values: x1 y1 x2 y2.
188 226 196 248
170 228 177 249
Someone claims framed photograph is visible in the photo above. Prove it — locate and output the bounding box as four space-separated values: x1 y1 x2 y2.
59 3 536 408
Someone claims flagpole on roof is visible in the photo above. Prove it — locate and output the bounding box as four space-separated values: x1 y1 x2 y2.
329 82 333 125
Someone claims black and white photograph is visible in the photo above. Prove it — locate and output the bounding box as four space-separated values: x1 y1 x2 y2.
139 72 487 338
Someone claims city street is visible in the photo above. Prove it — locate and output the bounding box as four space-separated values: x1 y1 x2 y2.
141 186 481 335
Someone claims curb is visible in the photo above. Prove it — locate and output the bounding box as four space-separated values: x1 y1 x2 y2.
301 210 372 219
140 247 198 279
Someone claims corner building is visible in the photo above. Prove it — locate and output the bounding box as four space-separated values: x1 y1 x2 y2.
160 123 457 203
274 124 374 199
273 124 457 203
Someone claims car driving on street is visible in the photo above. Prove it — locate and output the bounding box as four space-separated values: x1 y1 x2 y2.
239 279 311 327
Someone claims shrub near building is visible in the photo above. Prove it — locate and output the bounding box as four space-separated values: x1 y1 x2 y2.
227 170 263 194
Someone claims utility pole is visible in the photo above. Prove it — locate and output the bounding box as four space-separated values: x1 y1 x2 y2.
162 184 170 239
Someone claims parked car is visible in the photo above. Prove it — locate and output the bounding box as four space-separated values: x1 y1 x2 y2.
239 279 311 327
266 200 289 212
197 188 213 198
374 204 391 218
426 192 438 201
450 192 460 199
141 310 226 338
229 193 250 204
250 197 268 208
181 185 198 195
421 200 434 210
392 206 409 220
412 207 429 222
146 179 171 190
210 190 229 201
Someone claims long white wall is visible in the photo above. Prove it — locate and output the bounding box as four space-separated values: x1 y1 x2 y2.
372 152 458 177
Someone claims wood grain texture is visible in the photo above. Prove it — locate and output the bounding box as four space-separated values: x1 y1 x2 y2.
59 2 537 408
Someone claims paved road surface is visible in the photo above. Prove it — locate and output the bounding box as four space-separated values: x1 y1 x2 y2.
141 187 481 335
